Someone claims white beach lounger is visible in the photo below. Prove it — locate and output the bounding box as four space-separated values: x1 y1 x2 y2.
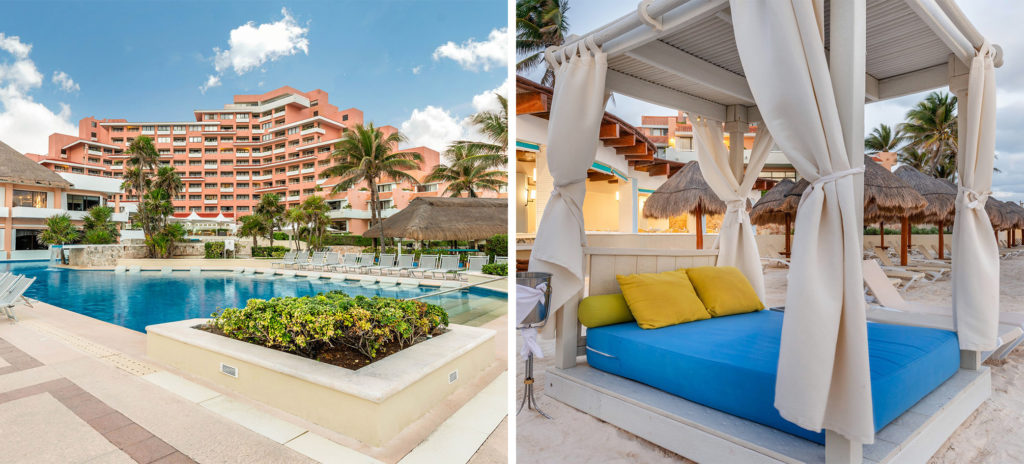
410 254 439 278
456 256 489 281
300 252 326 270
369 254 396 275
863 259 1024 360
349 253 377 273
1 276 35 321
430 255 461 280
331 253 359 273
288 250 310 269
272 250 297 268
317 252 340 271
873 247 949 281
384 254 415 276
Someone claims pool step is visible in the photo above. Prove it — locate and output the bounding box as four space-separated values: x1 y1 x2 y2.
128 265 141 274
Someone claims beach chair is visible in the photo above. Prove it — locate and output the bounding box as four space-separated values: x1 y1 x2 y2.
913 244 948 261
349 253 377 273
455 256 490 281
873 247 949 280
760 249 790 270
331 253 359 273
863 259 1024 360
367 254 395 275
300 252 326 270
385 254 415 276
410 254 439 278
430 255 461 280
271 250 297 268
495 256 508 266
1 276 35 321
317 252 340 271
288 250 309 269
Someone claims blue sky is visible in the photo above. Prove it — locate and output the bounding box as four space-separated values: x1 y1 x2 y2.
0 0 508 154
520 0 1024 201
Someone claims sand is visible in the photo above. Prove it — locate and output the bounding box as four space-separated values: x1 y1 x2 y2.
516 256 1024 463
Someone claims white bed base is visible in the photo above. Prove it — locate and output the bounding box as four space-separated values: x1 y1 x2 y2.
547 247 991 464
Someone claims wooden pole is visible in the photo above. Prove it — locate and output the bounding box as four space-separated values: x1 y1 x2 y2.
879 222 885 249
938 220 945 259
900 216 909 266
695 204 704 250
784 213 792 255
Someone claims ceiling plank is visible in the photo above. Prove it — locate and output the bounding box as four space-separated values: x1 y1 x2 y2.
626 40 755 104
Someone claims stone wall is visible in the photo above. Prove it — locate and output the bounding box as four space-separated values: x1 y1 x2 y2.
68 245 125 267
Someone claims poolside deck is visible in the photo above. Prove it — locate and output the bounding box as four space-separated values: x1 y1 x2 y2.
0 297 508 464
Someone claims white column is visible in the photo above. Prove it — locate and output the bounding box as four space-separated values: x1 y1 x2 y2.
830 0 867 234
617 177 637 233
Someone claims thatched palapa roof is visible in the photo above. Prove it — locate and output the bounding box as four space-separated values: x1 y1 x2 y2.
782 157 926 221
642 161 725 218
0 140 72 188
893 165 957 223
362 197 507 241
750 178 796 226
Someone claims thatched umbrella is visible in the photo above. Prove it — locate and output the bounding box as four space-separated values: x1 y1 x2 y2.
894 165 957 258
1004 202 1024 247
750 179 796 255
642 161 725 249
362 197 507 241
784 157 926 264
995 200 1024 247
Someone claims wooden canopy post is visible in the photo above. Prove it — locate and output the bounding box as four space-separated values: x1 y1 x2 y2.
695 204 704 250
900 216 909 266
784 213 792 255
879 222 885 249
938 220 945 259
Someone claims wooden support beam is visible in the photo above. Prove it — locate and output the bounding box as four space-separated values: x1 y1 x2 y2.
624 154 654 161
602 135 636 148
599 123 620 139
616 144 649 155
516 92 549 115
586 172 617 182
648 163 671 177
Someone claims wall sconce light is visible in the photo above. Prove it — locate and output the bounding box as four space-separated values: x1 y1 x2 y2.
615 191 620 201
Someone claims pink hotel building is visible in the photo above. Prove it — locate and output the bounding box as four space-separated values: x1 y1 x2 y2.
25 86 503 234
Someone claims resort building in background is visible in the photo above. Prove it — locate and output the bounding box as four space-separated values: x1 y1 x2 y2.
23 86 502 234
0 141 127 260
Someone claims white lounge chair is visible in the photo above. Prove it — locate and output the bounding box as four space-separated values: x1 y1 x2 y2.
300 252 326 270
288 250 310 269
863 259 1024 360
410 254 439 278
317 252 340 271
494 256 508 266
2 276 35 321
760 249 790 270
349 253 378 273
331 253 359 273
456 256 490 281
368 254 395 275
272 250 297 268
430 255 461 280
873 247 949 281
385 254 415 276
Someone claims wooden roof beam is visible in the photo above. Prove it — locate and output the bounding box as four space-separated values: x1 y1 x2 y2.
516 92 549 115
602 135 636 148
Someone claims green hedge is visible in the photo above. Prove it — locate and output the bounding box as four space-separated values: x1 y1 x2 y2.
324 234 374 247
273 232 290 241
252 245 289 258
205 241 226 259
864 226 943 235
211 291 449 359
482 263 507 276
483 234 508 260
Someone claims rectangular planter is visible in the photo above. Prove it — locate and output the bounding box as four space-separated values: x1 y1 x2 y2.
147 320 495 446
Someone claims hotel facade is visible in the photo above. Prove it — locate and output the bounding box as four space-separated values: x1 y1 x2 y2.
25 86 495 234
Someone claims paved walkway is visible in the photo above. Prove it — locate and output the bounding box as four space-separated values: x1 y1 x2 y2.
0 299 507 464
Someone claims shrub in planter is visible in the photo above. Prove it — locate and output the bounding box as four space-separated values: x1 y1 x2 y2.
205 241 226 259
481 263 507 276
252 245 289 258
210 291 448 360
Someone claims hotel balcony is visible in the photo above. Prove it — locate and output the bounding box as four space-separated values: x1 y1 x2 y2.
273 147 285 154
252 174 272 181
173 141 186 146
203 199 218 204
251 128 264 134
286 169 299 176
87 148 102 155
286 195 300 202
204 164 218 169
235 174 250 180
204 141 218 146
220 187 233 193
173 129 186 135
157 130 170 135
141 130 154 135
66 210 130 222
301 127 326 136
11 207 63 219
235 152 250 158
188 187 202 193
301 167 316 174
326 208 398 220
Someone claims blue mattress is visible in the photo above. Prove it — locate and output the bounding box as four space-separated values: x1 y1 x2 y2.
585 310 959 444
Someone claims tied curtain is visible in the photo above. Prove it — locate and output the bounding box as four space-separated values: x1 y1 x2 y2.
730 0 874 444
529 38 608 312
952 43 999 351
692 118 774 299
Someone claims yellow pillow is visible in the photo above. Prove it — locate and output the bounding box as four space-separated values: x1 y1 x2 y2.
616 269 710 329
578 294 634 328
685 266 764 317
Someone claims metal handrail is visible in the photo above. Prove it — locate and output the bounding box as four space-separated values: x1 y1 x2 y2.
406 275 507 300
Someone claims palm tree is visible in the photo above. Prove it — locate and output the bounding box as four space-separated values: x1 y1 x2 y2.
38 214 79 264
300 195 331 250
426 144 507 197
153 166 183 198
324 123 422 249
453 94 508 168
285 207 307 251
864 123 906 154
902 91 958 175
255 193 285 244
517 0 570 86
123 136 158 196
82 206 120 243
897 146 929 172
237 214 267 250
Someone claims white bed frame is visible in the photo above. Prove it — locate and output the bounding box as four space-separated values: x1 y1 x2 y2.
546 247 991 464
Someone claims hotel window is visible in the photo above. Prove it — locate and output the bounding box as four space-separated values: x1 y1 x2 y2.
158 149 170 155
13 190 47 208
302 176 314 183
335 220 348 232
221 206 233 212
88 170 102 176
173 160 185 166
237 183 249 189
221 114 233 119
287 127 300 135
173 125 186 132
157 137 170 143
189 136 202 143
190 125 203 132
174 206 185 212
649 128 668 136
310 99 318 106
88 157 101 164
142 126 154 132
237 194 250 200
205 183 217 188
188 172 201 177
205 125 218 131
72 167 84 174
342 114 348 121
14 230 47 251
190 206 201 212
189 160 201 166
112 127 124 133
205 207 217 212
302 189 315 195
416 183 439 193
237 206 250 212
189 195 201 201
377 183 394 193
262 122 272 130
376 199 394 209
204 114 216 121
220 195 233 201
174 148 185 154
157 125 170 132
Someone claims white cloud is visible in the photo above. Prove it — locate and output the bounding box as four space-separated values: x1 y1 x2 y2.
471 77 509 113
432 28 508 72
199 75 221 93
412 65 422 75
0 34 76 154
203 8 309 89
51 71 79 92
400 106 465 152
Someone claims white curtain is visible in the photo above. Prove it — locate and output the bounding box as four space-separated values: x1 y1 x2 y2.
692 118 774 299
529 38 608 312
952 43 1000 351
731 1 874 444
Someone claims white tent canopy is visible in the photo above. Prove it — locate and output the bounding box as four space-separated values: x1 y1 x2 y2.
530 0 1001 458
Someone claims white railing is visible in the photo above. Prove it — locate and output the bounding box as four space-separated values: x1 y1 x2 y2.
173 141 186 146
252 175 272 181
204 141 217 146
235 152 250 157
87 148 102 155
273 147 285 154
286 170 299 176
11 207 62 219
286 195 300 201
235 174 250 180
301 167 315 174
220 187 233 193
204 199 218 204
301 127 326 136
188 153 202 158
188 187 201 193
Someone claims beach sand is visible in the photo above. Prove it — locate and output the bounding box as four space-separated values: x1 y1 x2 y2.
516 256 1024 463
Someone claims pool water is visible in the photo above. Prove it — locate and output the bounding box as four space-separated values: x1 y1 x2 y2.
1 262 507 332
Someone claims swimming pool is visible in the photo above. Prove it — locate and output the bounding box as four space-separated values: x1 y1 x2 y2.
1 261 506 332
